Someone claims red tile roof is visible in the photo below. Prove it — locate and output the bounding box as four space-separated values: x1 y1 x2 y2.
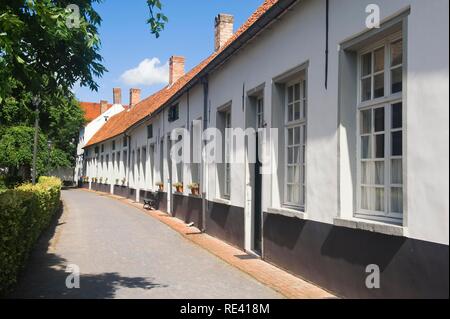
79 102 113 123
85 0 279 148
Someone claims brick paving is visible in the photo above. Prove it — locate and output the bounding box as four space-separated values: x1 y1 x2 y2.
83 189 336 299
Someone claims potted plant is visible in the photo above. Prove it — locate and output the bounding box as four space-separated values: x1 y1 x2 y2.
115 178 119 185
173 182 183 193
104 177 108 184
188 182 200 196
99 177 103 184
156 181 164 191
121 178 126 186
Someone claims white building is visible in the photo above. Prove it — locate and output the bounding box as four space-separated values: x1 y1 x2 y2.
74 90 126 182
80 0 449 298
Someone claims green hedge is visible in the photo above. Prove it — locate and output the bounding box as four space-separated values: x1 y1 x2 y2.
0 176 61 296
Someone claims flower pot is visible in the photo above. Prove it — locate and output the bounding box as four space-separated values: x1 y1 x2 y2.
175 186 183 193
158 185 164 192
191 188 199 196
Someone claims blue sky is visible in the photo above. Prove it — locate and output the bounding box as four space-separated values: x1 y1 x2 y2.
74 0 263 103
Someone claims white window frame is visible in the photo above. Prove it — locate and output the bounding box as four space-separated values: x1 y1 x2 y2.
356 31 405 224
283 77 307 210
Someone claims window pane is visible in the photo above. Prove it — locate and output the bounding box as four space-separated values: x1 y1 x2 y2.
375 161 384 185
391 67 403 93
293 146 300 163
361 136 371 159
294 127 300 144
294 83 300 100
391 159 403 184
288 104 293 122
361 186 370 210
288 86 294 103
294 102 301 120
288 148 294 164
361 109 372 134
392 103 402 129
391 40 403 66
374 107 385 132
374 47 385 72
374 73 385 98
391 187 403 213
292 185 300 204
375 188 384 212
361 161 373 184
288 128 293 145
287 167 294 183
361 78 372 101
392 131 403 156
375 134 385 158
286 185 293 203
362 53 372 76
294 165 300 184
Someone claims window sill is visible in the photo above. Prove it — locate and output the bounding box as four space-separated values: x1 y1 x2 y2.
213 198 231 206
333 217 407 237
267 207 308 220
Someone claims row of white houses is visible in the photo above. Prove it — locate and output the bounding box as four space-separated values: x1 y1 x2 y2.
76 0 449 298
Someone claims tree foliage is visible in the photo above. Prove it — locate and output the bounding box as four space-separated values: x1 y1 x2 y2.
0 0 101 182
0 0 106 99
0 0 168 183
147 0 168 38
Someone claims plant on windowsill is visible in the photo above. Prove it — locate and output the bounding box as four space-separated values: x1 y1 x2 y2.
115 178 119 185
173 182 183 193
121 178 126 186
156 181 164 192
188 182 200 196
104 177 108 184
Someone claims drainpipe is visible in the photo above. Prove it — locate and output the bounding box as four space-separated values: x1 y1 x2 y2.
201 76 209 233
127 134 131 192
325 0 329 89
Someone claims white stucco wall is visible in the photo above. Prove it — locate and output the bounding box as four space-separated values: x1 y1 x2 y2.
83 0 448 245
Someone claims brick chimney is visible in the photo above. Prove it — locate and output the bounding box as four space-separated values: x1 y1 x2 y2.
215 14 234 52
100 100 108 114
129 88 141 107
113 88 122 105
169 56 185 85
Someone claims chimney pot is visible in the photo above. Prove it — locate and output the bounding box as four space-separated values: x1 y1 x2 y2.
100 100 108 114
169 56 185 85
129 88 141 107
215 14 234 51
113 88 122 105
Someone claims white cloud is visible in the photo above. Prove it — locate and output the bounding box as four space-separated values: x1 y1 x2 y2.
120 57 169 86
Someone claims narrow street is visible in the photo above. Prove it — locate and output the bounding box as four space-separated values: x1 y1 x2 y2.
12 189 281 299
